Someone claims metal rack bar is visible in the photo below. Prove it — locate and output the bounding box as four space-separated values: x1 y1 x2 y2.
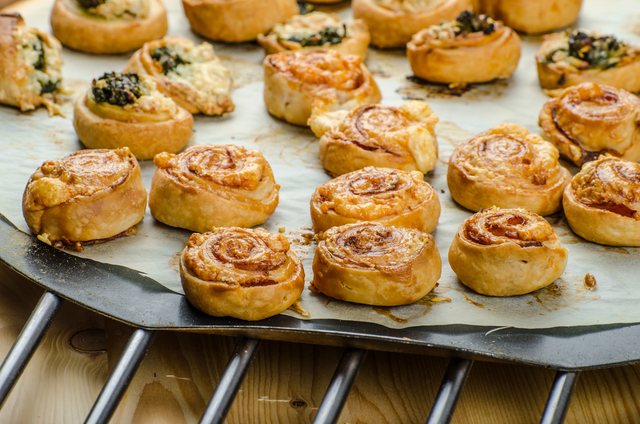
313 348 368 424
426 358 474 424
540 371 579 424
0 291 63 408
199 337 262 424
84 328 156 424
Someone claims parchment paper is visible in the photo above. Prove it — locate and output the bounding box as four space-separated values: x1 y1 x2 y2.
2 0 640 329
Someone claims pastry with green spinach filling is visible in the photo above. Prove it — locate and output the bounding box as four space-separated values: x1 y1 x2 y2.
124 36 233 115
536 29 640 94
73 72 193 160
258 11 370 60
0 13 63 116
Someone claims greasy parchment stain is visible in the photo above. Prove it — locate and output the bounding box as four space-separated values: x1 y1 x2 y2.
397 76 510 101
373 281 454 323
286 225 315 261
529 277 600 313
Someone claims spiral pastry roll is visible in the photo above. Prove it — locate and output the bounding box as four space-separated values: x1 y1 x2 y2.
22 148 147 250
447 123 571 216
50 0 167 54
263 50 381 126
257 12 370 60
124 36 234 116
448 207 568 296
182 0 298 43
309 101 438 176
474 0 582 34
539 83 640 167
536 30 640 93
0 13 63 116
407 12 521 84
149 144 279 231
74 72 193 161
312 222 441 306
180 228 305 321
563 156 640 246
311 167 440 234
352 0 472 49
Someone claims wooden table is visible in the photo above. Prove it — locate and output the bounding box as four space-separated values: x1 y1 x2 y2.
2 262 640 423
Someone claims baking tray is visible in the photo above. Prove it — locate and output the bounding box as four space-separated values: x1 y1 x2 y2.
2 0 640 372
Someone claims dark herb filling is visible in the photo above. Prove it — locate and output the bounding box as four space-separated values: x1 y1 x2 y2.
26 36 46 71
297 1 315 15
40 80 60 94
77 0 105 9
91 72 142 106
567 30 622 69
455 11 495 35
150 46 189 75
283 24 347 47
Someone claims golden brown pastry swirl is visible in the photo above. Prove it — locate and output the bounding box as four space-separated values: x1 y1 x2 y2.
539 83 640 166
447 123 570 216
149 144 279 232
563 156 640 246
22 148 147 249
311 222 441 306
263 50 381 126
448 207 568 296
310 101 438 176
180 228 304 321
310 167 440 234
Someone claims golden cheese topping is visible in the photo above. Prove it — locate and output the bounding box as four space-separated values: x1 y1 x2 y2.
462 207 557 247
183 228 299 287
24 148 136 211
321 222 429 272
373 0 445 12
82 0 150 20
270 11 346 41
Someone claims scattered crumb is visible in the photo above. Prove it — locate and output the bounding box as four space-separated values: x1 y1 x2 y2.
286 225 315 259
430 297 452 303
289 300 310 317
440 189 445 193
279 227 286 233
584 273 597 290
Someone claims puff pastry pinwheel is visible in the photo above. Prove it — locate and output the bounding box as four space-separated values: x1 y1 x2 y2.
447 123 571 216
263 50 381 126
180 228 305 321
311 222 441 306
124 36 234 116
149 144 280 232
407 11 521 84
539 83 640 167
22 148 147 250
50 0 167 54
0 13 63 116
257 12 370 60
73 72 193 161
182 0 298 43
309 101 438 176
474 0 582 34
563 156 640 246
310 167 440 234
536 29 640 93
352 0 472 49
448 207 568 296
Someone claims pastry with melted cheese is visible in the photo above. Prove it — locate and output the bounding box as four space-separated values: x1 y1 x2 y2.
311 222 441 306
149 144 280 232
309 101 438 175
539 83 640 166
407 12 521 84
448 207 568 296
22 148 147 250
183 0 298 43
564 156 640 246
50 0 167 54
0 13 63 116
352 0 472 48
310 167 440 234
264 50 381 126
180 228 305 321
258 12 370 60
474 0 582 34
73 72 193 160
536 29 640 93
124 36 234 115
447 123 571 216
